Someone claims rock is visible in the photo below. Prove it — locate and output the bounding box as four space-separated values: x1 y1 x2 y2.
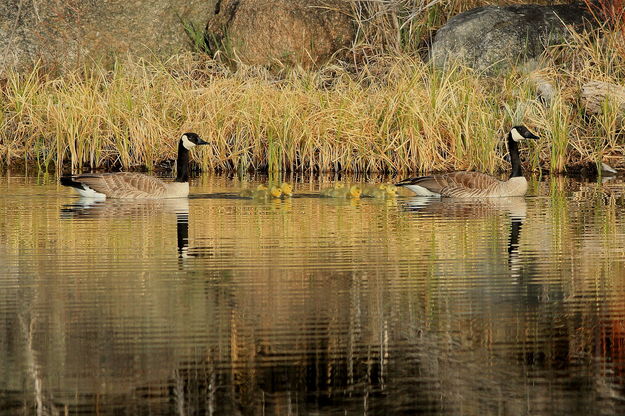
0 0 215 73
582 81 625 117
430 3 594 73
529 72 557 106
206 0 356 68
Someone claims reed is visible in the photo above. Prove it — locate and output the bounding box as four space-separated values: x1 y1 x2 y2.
350 0 560 56
0 10 624 175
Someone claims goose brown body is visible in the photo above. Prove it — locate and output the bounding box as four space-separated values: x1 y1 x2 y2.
61 133 207 199
396 126 538 198
398 172 528 198
64 172 189 199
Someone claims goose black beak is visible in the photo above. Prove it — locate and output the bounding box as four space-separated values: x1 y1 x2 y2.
197 138 209 145
527 133 539 140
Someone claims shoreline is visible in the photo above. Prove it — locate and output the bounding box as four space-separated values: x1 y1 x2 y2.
1 36 623 176
0 158 616 180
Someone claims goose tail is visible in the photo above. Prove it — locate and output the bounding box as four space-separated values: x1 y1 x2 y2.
60 176 107 199
60 176 84 189
395 176 428 187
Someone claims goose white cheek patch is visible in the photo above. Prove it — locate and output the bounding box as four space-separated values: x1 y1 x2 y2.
511 128 525 142
182 135 195 149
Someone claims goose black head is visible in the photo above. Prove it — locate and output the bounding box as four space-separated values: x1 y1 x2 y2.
181 132 209 150
510 126 539 142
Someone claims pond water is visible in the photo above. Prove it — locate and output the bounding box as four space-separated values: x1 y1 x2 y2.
1 173 625 415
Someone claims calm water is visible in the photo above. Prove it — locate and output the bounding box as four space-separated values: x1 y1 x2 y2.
1 173 625 415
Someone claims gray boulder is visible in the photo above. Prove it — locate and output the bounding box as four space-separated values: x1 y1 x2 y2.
430 3 594 73
0 0 215 73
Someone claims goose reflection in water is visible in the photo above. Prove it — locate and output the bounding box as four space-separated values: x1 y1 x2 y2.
401 196 527 279
59 198 213 260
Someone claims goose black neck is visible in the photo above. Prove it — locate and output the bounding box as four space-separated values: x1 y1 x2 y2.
507 133 522 178
175 141 190 183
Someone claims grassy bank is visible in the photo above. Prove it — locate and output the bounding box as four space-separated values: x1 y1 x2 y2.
0 19 624 175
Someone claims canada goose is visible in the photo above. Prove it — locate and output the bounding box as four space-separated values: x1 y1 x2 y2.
60 133 208 199
395 126 539 198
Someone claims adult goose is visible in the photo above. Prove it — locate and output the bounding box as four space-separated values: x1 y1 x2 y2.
395 126 539 198
61 132 208 199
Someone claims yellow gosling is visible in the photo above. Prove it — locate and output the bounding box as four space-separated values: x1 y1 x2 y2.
251 185 283 199
280 183 293 197
362 183 386 198
370 188 387 198
253 187 277 199
269 185 283 198
361 183 398 199
384 184 398 197
347 185 362 199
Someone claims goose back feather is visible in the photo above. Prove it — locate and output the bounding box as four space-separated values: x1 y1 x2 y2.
397 172 528 198
62 172 188 199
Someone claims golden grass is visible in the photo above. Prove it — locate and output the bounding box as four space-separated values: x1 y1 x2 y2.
0 20 624 175
351 0 566 56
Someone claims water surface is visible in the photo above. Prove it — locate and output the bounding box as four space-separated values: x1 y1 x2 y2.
1 173 625 415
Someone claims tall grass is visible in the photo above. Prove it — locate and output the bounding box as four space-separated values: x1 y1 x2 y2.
0 9 624 175
351 0 564 57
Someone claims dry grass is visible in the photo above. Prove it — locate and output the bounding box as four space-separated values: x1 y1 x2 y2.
0 1 624 175
351 0 567 57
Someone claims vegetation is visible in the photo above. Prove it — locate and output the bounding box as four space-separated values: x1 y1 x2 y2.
0 0 623 175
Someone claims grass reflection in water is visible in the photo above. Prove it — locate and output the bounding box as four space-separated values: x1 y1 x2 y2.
0 175 624 415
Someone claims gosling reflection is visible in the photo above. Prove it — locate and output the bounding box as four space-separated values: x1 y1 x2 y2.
402 197 527 278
